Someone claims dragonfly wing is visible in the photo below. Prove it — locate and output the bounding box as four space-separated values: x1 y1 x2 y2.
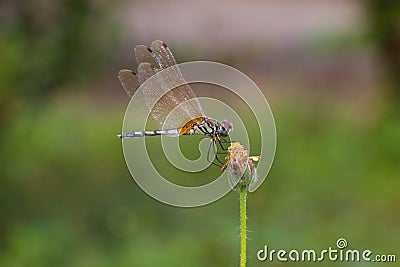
120 40 205 130
117 45 153 98
118 69 139 98
150 41 195 100
134 44 159 71
150 40 178 69
138 63 191 129
137 62 156 85
149 40 205 128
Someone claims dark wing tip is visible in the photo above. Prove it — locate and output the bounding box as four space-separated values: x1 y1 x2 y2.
118 68 136 76
147 47 153 53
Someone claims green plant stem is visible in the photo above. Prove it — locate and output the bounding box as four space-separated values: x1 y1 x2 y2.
240 184 247 267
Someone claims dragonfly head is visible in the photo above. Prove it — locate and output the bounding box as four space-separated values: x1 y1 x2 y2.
218 119 233 137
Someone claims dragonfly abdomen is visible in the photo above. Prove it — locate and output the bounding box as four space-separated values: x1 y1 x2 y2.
117 129 180 138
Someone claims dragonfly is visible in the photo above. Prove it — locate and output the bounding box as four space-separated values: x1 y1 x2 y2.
117 40 233 167
221 142 260 189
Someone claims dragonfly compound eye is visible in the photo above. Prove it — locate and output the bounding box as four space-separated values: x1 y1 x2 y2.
220 119 233 135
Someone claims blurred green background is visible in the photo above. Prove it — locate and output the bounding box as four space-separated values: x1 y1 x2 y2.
1 0 399 266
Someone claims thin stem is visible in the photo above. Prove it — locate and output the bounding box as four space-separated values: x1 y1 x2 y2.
239 184 247 267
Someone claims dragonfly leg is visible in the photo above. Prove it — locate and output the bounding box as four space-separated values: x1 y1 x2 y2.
220 138 235 143
217 137 232 151
206 139 223 168
212 139 226 166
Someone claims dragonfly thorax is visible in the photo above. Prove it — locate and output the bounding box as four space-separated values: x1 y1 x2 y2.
199 118 232 138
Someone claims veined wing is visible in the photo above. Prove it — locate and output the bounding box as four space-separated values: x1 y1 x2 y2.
118 40 205 129
138 40 205 129
118 69 139 98
117 65 193 129
117 43 158 97
150 40 201 109
117 43 166 98
134 44 159 71
137 62 198 129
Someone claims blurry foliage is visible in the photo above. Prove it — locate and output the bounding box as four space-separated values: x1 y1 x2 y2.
365 0 400 109
0 0 117 128
0 0 113 96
